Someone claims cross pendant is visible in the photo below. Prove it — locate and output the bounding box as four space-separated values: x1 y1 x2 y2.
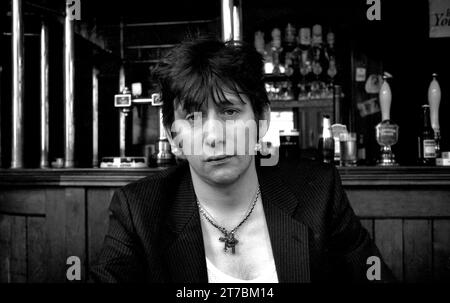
219 233 239 254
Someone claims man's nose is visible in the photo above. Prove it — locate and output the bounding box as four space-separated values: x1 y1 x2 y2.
203 111 224 148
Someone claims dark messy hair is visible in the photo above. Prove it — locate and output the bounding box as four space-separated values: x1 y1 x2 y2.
152 37 270 129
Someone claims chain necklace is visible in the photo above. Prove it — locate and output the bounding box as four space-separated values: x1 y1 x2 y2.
196 186 260 254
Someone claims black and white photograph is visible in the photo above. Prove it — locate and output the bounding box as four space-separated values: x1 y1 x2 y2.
0 0 449 297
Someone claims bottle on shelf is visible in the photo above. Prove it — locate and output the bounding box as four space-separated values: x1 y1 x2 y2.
324 31 337 96
418 104 436 166
311 24 325 98
270 28 284 75
280 23 296 100
428 73 441 159
282 23 297 77
311 25 323 62
318 115 335 164
296 27 312 100
255 31 273 74
254 31 266 55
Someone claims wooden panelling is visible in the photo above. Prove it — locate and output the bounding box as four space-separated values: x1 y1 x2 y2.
404 220 433 282
0 189 46 216
44 189 67 282
347 190 450 217
27 217 47 282
0 214 11 283
374 219 403 281
10 216 27 282
0 215 27 282
433 220 450 282
64 188 86 282
87 188 115 277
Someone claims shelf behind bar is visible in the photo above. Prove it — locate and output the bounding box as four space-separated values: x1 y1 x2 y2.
127 44 176 49
124 19 217 27
270 98 335 109
1 166 450 187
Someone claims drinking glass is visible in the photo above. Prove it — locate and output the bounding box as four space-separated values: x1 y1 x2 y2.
339 132 357 166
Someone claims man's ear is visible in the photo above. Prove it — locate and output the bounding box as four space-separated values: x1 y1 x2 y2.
258 105 271 139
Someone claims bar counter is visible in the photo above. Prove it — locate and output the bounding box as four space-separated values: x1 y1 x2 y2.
1 166 449 282
1 166 450 186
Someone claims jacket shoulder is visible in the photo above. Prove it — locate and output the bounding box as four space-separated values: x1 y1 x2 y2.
112 163 189 226
118 163 188 198
273 159 340 225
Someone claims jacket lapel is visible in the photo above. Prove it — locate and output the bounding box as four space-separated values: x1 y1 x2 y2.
162 165 208 283
257 166 311 283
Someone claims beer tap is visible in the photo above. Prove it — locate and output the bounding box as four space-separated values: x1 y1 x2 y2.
428 73 441 158
114 86 132 116
150 94 175 167
375 73 399 166
104 83 174 168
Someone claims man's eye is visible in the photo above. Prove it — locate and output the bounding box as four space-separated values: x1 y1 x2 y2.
223 109 239 116
185 114 195 121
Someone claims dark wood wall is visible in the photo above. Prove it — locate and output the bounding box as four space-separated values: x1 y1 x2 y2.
350 188 450 282
0 167 449 282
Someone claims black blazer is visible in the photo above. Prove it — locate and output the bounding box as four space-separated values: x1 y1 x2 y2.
90 160 394 283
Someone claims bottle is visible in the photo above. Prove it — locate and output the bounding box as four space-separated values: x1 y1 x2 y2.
325 31 337 87
357 133 367 165
318 115 335 164
254 31 266 56
270 28 283 75
324 31 336 63
296 27 312 99
311 25 324 98
281 24 296 99
254 31 272 74
298 27 312 53
418 104 436 165
311 24 324 63
282 23 297 77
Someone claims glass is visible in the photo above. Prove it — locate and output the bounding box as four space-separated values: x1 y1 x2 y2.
339 132 357 166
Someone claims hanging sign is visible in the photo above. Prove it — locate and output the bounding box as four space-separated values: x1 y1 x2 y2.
429 0 450 38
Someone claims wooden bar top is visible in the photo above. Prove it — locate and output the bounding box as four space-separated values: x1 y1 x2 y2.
1 166 450 187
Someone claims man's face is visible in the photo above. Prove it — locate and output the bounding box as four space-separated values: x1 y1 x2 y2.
171 91 262 185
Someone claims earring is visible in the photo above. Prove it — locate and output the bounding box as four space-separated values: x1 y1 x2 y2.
255 140 271 156
171 146 185 157
254 141 262 154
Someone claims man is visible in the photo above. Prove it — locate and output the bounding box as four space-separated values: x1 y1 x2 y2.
90 37 394 283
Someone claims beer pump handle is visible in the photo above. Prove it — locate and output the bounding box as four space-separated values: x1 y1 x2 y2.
379 76 392 121
428 73 441 131
149 93 167 140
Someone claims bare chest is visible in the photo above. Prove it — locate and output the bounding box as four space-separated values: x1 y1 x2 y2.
201 210 275 280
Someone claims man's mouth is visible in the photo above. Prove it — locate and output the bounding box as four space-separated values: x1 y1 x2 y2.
205 155 234 162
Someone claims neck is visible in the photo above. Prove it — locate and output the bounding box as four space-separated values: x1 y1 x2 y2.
190 160 259 216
